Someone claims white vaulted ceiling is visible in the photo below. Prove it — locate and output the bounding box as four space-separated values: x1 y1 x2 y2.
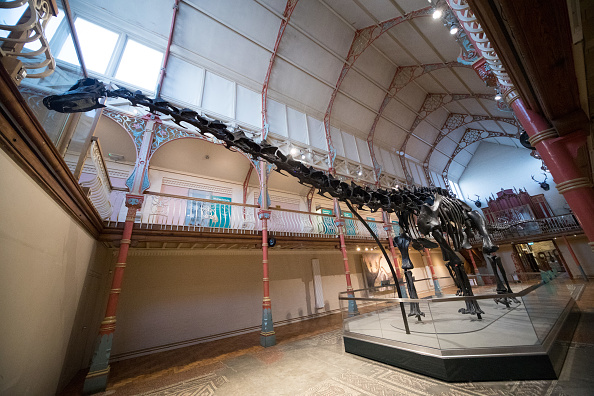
68 0 521 184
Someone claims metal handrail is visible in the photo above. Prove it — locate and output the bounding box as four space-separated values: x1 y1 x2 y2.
339 280 545 304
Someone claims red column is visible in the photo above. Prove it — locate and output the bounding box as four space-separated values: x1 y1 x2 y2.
261 212 271 306
424 248 437 278
468 248 485 286
506 92 594 252
386 230 403 280
259 210 276 346
99 204 138 334
337 222 354 292
83 194 142 393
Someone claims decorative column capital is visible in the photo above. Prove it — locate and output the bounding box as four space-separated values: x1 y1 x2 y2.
501 86 520 107
125 194 144 209
258 210 271 220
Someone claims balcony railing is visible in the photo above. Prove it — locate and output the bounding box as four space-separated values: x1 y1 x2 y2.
471 214 582 244
102 191 389 240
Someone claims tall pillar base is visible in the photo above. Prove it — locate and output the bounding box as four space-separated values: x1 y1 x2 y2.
260 307 276 347
348 299 359 317
475 273 485 286
400 285 408 298
577 266 589 281
83 333 113 394
433 278 443 297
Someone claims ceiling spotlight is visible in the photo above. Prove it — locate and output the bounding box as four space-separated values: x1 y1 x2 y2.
432 9 442 19
301 153 306 160
356 247 361 251
290 147 299 156
494 94 502 101
449 26 459 35
365 247 369 251
357 170 363 176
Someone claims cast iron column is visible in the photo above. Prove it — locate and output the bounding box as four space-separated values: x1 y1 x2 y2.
334 199 358 315
83 114 158 393
423 248 442 296
382 213 408 297
82 196 142 393
258 161 275 346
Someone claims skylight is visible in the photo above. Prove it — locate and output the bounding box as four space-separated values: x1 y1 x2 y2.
115 39 163 91
0 2 28 39
57 18 119 73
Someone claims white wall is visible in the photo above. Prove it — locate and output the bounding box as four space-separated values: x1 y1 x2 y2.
109 250 366 360
0 150 100 396
458 142 569 215
555 235 594 277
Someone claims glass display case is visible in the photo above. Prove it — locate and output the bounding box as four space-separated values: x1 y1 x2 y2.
339 275 583 381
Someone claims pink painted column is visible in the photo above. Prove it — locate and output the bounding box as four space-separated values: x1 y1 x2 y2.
258 161 276 346
259 208 276 346
467 249 484 286
423 248 443 296
334 199 358 314
83 195 142 393
84 113 159 393
382 212 407 297
507 93 594 255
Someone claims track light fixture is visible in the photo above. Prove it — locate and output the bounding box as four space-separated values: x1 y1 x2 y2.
449 26 459 35
432 9 442 19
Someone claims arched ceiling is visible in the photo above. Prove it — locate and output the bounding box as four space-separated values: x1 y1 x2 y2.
70 0 523 184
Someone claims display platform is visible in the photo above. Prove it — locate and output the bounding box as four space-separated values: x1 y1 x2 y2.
340 276 583 382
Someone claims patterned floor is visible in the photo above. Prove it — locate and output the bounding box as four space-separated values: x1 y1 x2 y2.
65 281 594 396
104 328 594 396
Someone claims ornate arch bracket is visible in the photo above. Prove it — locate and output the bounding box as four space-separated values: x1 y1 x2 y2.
441 127 517 192
424 113 519 166
325 6 433 173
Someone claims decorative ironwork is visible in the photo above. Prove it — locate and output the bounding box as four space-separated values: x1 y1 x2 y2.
261 0 300 141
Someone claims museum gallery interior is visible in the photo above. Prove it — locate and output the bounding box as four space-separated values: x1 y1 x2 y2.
1 0 594 395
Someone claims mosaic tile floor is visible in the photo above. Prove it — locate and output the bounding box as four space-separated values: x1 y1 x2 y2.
62 280 594 396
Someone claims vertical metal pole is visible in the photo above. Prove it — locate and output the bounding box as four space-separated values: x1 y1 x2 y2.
259 161 275 346
424 248 442 296
83 197 142 394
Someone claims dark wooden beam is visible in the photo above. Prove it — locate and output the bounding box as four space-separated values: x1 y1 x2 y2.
0 65 103 237
467 0 588 135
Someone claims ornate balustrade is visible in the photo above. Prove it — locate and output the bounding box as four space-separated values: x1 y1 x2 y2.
470 214 582 244
80 137 112 219
103 190 387 240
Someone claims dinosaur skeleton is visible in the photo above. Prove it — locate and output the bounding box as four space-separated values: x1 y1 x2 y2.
43 78 518 318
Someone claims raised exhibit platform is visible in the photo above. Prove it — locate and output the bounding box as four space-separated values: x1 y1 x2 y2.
340 277 583 382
